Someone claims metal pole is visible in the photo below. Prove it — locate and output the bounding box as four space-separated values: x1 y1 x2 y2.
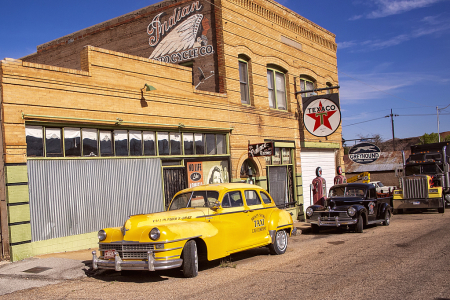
391 109 396 151
437 106 440 142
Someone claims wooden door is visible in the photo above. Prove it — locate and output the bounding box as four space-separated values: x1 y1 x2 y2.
163 168 187 209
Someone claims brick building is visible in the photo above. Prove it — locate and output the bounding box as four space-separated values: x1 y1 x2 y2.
0 0 342 261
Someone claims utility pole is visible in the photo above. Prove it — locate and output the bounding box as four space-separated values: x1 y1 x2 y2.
390 109 399 151
437 104 450 142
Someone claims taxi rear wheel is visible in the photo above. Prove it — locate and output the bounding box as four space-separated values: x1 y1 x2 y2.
269 230 288 255
182 240 198 278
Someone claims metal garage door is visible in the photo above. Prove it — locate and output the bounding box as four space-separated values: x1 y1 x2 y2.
300 149 336 208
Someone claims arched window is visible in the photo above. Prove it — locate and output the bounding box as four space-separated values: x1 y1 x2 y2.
326 82 333 94
300 75 316 97
267 64 287 110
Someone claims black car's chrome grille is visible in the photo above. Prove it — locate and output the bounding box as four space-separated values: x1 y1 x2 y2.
99 243 155 259
315 211 349 220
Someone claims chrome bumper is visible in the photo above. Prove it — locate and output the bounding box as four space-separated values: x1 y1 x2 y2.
307 216 357 227
92 250 183 272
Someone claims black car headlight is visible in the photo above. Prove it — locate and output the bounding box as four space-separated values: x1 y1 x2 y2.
306 207 314 217
149 228 160 241
347 207 356 217
98 230 107 241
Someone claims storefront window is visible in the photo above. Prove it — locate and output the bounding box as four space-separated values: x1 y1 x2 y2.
217 134 226 154
272 147 281 165
46 128 63 157
64 127 81 157
129 131 142 156
195 133 204 155
26 126 44 157
206 134 216 155
183 133 194 155
143 131 156 156
82 128 98 157
158 132 169 155
114 130 128 156
170 133 181 155
99 130 113 156
282 148 291 164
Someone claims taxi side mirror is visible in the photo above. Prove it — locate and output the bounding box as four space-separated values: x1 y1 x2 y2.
211 200 221 211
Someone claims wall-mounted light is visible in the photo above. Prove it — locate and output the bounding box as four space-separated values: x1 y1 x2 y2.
140 83 156 108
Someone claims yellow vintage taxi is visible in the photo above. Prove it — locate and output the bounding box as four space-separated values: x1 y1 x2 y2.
92 183 295 277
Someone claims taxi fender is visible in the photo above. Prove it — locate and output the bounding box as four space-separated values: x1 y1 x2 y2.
145 221 219 244
101 227 123 243
267 209 293 234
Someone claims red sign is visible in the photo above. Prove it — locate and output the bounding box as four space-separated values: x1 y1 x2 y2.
187 162 203 188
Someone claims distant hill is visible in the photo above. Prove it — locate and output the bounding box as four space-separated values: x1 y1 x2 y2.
345 131 450 153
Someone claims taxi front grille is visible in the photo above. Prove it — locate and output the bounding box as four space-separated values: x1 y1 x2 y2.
99 243 155 259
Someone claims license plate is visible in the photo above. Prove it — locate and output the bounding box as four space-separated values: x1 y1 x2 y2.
412 201 420 205
104 249 116 259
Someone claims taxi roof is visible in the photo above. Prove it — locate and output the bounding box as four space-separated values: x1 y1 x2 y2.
181 183 264 193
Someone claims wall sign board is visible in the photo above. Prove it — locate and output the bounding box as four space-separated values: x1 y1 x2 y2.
349 142 381 164
302 93 341 137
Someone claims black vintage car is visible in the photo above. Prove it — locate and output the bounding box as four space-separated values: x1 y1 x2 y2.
305 183 393 233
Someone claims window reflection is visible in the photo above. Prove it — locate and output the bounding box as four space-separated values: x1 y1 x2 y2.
143 131 156 156
64 128 81 157
46 128 63 157
82 128 98 157
100 131 113 156
26 126 44 157
195 133 204 155
158 132 169 155
170 133 181 155
129 131 142 156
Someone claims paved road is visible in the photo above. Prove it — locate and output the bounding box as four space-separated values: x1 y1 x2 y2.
2 211 450 299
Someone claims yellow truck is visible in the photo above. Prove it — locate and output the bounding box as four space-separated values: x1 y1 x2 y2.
393 141 449 214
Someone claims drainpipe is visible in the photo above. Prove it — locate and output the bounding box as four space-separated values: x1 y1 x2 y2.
443 146 449 190
0 82 10 260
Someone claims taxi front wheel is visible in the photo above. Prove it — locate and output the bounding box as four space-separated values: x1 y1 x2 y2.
269 230 288 255
182 240 198 278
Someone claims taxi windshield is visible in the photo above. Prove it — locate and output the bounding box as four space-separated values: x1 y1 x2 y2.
169 191 219 211
329 187 366 198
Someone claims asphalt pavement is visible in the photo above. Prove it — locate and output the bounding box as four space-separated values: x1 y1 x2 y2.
0 221 311 296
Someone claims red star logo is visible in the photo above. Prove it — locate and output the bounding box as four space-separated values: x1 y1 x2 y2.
306 101 337 131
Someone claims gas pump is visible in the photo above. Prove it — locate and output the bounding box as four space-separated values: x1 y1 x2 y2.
312 167 327 206
334 166 347 185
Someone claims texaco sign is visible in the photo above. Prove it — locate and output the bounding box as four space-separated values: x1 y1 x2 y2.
303 93 341 137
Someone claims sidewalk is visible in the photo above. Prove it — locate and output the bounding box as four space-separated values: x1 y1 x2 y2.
0 221 310 296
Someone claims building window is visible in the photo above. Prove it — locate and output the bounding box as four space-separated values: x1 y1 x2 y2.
99 130 113 156
25 126 229 158
300 76 315 97
64 127 81 157
129 131 142 156
326 82 333 94
26 126 44 157
143 131 156 156
267 68 287 110
82 128 98 157
45 128 63 157
239 60 250 104
114 130 128 156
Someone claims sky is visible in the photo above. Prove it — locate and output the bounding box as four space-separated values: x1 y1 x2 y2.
1 0 449 144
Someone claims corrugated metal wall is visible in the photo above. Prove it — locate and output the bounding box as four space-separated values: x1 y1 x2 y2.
28 158 163 242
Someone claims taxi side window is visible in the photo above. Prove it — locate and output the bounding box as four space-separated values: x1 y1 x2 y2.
260 191 273 204
368 188 376 199
222 191 243 207
245 190 262 206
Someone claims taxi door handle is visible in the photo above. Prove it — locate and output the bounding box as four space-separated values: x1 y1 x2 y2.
244 210 254 213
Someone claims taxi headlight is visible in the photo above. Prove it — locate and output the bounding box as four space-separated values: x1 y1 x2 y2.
149 228 160 241
98 230 107 241
347 207 356 217
306 207 314 217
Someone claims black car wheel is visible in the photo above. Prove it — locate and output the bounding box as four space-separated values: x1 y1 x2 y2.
182 240 198 278
269 230 288 255
311 224 320 234
383 210 391 226
438 198 445 214
355 215 363 233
